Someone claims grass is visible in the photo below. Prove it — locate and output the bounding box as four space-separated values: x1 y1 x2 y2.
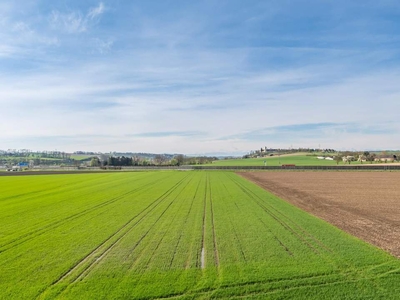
70 155 95 160
212 153 362 166
1 171 400 299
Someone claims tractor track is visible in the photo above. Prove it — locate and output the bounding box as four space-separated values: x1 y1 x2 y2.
219 180 247 262
169 179 201 269
0 174 165 254
229 174 328 255
208 175 220 267
37 174 190 299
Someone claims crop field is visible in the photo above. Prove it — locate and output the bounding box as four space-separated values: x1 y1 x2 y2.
240 171 400 258
211 154 354 167
70 154 95 161
1 172 400 299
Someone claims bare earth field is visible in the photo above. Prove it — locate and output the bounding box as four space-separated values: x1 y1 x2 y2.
239 171 400 258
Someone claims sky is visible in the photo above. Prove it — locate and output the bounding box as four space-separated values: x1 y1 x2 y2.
1 0 400 155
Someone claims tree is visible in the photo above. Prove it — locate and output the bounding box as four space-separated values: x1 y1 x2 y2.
367 153 376 164
175 154 185 166
90 157 100 167
169 158 178 166
154 154 167 165
335 155 342 165
108 156 115 166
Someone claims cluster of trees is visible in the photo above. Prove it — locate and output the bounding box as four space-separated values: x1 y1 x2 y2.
169 155 218 166
360 151 377 163
73 151 100 155
91 155 219 167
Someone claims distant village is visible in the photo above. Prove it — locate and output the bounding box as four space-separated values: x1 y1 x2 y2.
243 147 398 164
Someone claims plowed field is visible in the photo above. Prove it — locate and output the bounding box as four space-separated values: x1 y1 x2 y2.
239 171 400 257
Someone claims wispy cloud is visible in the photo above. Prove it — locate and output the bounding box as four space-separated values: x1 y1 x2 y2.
220 122 392 142
88 2 105 20
49 2 105 34
91 38 114 54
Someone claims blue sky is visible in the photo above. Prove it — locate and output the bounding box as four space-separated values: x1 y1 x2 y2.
1 0 400 154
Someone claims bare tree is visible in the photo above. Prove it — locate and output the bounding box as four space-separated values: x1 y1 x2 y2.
175 154 185 166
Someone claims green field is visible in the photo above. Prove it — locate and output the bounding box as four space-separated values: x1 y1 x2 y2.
1 172 400 299
212 154 360 166
70 154 95 161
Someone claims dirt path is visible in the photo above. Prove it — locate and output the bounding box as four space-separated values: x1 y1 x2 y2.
238 171 400 258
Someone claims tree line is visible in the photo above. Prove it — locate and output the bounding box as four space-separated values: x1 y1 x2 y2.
91 154 218 167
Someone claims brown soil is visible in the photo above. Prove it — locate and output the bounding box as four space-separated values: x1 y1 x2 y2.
238 171 400 258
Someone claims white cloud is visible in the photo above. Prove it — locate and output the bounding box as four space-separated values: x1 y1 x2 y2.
92 38 113 54
88 2 105 20
50 10 87 33
49 2 106 34
0 45 17 57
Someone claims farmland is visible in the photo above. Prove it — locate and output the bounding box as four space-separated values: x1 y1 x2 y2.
69 154 96 161
239 171 400 258
211 154 350 167
1 172 400 299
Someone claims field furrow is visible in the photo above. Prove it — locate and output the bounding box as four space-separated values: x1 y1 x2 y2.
39 174 191 299
1 171 400 300
0 173 158 250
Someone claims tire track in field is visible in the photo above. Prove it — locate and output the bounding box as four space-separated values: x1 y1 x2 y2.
135 177 194 272
199 175 207 269
219 181 248 262
72 174 193 280
0 173 109 203
208 175 220 267
230 212 247 261
105 175 194 287
235 173 334 254
155 262 400 300
37 174 191 300
77 178 189 281
184 176 206 270
256 215 293 256
229 175 314 253
169 179 201 269
230 173 386 288
61 175 189 280
232 172 377 282
221 175 292 257
0 174 162 254
229 174 325 255
0 174 124 231
230 174 329 254
124 175 194 262
153 271 352 299
123 173 192 267
0 173 118 222
0 174 135 247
